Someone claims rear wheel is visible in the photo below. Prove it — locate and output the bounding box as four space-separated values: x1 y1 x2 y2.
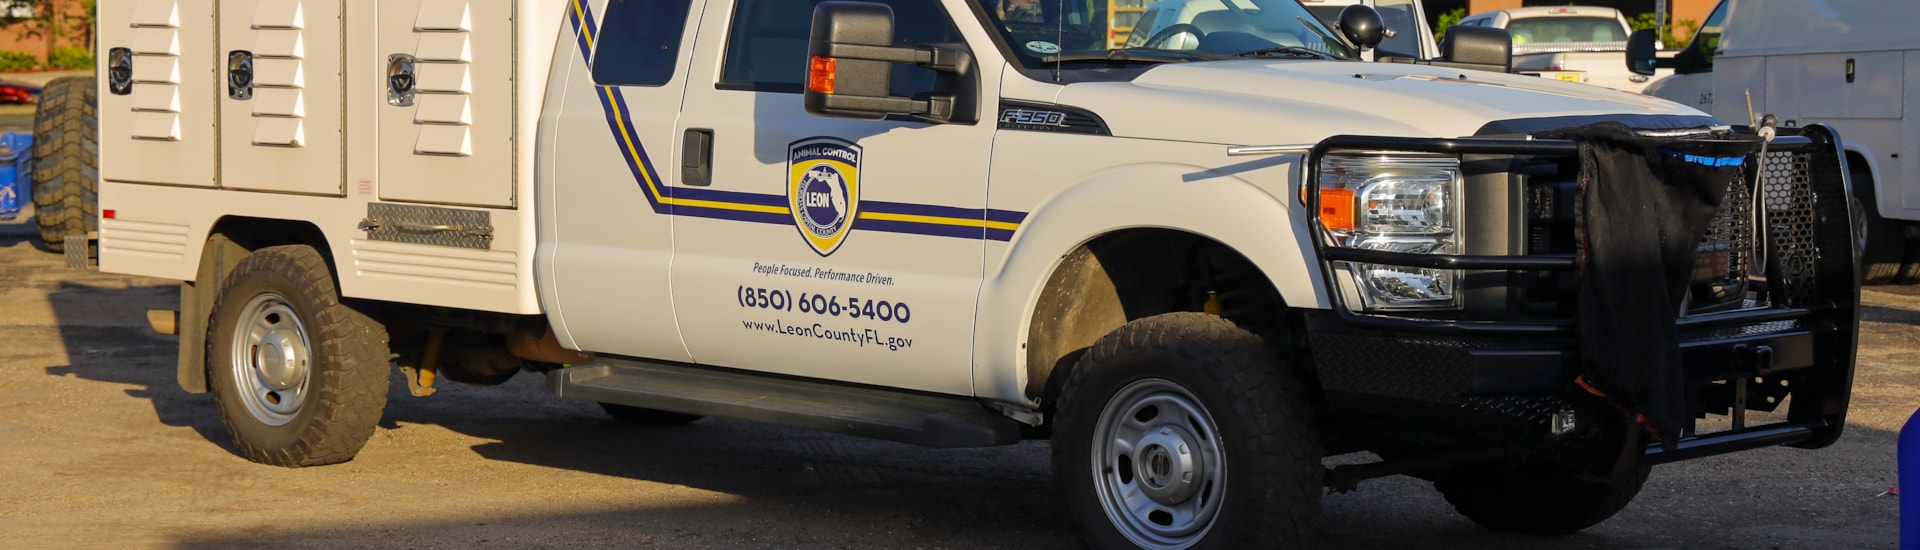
1853 165 1908 284
1053 313 1320 549
207 245 390 466
1435 459 1649 536
29 76 98 253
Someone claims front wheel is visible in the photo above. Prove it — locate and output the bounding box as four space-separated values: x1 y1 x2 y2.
207 245 390 467
1053 313 1321 549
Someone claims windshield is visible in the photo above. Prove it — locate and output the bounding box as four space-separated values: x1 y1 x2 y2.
978 0 1358 68
1305 1 1421 56
1506 16 1627 44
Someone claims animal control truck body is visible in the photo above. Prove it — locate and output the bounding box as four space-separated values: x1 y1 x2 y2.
91 0 1858 546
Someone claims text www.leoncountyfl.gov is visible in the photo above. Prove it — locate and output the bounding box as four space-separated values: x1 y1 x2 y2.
742 319 914 351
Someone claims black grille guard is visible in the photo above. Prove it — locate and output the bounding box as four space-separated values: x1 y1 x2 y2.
1303 124 1862 455
1305 125 1860 336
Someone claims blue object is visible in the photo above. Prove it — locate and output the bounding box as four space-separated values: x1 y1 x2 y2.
0 132 33 220
1904 406 1919 550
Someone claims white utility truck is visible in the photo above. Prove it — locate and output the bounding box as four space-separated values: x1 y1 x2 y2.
1637 0 1920 285
84 0 1859 546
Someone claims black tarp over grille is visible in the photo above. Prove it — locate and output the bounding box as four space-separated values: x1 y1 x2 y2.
1535 122 1763 449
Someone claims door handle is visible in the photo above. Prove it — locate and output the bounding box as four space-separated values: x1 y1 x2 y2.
107 47 133 96
227 51 254 100
683 128 714 186
387 54 417 107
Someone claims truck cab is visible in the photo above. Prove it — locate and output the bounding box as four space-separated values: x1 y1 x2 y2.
91 0 1858 547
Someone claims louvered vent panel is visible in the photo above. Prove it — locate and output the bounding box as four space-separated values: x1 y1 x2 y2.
250 0 306 146
129 0 181 140
410 0 472 156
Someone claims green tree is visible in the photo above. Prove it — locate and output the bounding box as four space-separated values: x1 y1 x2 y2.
1434 8 1466 41
0 0 94 66
1629 12 1699 49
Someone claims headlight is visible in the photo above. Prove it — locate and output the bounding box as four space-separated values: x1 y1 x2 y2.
1318 154 1462 311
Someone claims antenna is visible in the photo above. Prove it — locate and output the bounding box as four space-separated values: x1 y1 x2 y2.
1054 0 1065 82
1744 89 1756 128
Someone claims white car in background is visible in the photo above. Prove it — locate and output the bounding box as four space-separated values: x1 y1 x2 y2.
1457 5 1667 91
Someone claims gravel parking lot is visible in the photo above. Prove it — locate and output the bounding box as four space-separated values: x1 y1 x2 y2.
0 224 1909 548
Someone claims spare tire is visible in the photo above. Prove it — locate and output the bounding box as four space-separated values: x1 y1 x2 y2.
29 75 98 253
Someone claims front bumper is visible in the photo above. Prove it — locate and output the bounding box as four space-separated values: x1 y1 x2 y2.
1302 125 1860 473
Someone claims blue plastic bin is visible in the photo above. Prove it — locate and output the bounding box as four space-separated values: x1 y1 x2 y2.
0 132 34 220
1903 406 1918 550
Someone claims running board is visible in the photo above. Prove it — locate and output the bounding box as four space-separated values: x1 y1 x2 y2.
547 361 1023 448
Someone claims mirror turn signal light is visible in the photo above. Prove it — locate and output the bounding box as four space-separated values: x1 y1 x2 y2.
808 56 837 94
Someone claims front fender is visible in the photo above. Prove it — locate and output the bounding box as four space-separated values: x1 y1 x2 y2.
971 160 1330 405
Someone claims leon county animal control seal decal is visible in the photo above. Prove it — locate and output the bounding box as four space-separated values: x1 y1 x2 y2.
788 137 862 256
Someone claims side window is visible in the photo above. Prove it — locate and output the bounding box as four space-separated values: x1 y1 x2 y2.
593 0 696 86
720 0 958 95
1371 0 1419 55
1124 9 1160 48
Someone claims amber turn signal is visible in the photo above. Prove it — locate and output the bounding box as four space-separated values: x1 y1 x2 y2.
807 56 837 94
1319 188 1354 231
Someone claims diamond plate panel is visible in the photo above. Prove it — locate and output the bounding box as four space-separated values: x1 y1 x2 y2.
362 202 493 250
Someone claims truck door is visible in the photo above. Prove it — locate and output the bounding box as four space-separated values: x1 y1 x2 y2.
376 0 515 207
538 0 702 363
98 0 218 187
218 0 344 195
669 0 996 395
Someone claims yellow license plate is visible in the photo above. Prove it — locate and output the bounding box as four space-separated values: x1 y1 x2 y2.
1554 73 1582 82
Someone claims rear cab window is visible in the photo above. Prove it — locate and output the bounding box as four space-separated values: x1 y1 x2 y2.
592 0 698 86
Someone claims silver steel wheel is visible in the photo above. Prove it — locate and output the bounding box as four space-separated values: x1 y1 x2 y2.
226 292 313 426
1089 378 1228 549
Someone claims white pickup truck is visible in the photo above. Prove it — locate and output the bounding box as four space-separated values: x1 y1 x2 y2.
77 0 1857 546
1457 6 1665 92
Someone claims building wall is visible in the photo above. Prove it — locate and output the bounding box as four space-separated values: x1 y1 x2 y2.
0 0 90 64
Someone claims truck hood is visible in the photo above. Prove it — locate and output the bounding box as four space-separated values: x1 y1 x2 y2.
1052 60 1706 145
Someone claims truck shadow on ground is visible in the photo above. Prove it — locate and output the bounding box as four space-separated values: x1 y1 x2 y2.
186 372 1814 550
1861 303 1920 326
37 277 242 452
27 236 1896 549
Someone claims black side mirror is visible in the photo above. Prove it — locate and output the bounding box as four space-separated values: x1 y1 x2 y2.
1626 29 1673 75
1438 25 1511 73
1336 5 1391 51
805 1 975 124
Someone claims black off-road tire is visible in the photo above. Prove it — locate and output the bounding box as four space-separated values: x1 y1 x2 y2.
29 76 97 253
207 245 390 467
1435 459 1650 536
1053 312 1321 549
599 403 703 426
1855 166 1904 285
